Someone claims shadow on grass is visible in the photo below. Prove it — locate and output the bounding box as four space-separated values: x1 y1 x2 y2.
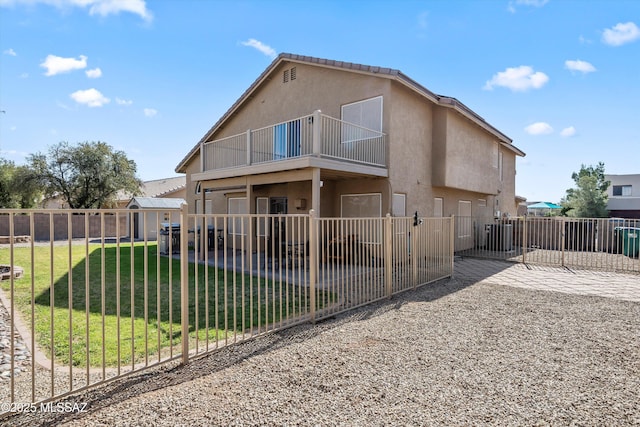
8 277 470 427
27 243 320 367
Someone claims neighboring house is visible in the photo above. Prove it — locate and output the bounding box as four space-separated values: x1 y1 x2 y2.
606 174 640 219
126 196 186 240
175 54 525 233
42 176 186 209
116 176 186 208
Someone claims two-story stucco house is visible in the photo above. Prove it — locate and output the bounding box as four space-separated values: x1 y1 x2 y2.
176 53 524 224
606 174 640 219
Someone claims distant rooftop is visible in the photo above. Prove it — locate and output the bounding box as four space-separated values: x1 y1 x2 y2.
118 176 186 200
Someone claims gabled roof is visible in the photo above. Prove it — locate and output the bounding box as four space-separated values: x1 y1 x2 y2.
141 176 186 197
176 53 524 173
127 197 186 209
117 176 186 201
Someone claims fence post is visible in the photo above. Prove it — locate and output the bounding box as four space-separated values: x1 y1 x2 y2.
180 203 190 365
450 215 455 275
522 216 527 264
412 230 418 290
385 214 393 298
561 217 566 268
308 210 317 323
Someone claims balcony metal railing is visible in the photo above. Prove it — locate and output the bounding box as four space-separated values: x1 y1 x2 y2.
201 111 387 172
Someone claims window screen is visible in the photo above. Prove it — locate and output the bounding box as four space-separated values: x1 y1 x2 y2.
341 193 382 218
341 96 383 132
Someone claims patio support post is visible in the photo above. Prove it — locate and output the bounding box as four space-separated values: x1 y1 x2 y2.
312 110 322 156
200 185 206 261
245 177 253 267
199 143 204 173
309 209 317 323
180 203 190 365
385 213 393 298
311 167 321 217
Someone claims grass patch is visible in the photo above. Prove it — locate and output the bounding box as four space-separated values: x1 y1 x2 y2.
0 242 332 368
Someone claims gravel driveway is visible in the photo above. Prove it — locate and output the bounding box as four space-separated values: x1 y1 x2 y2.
5 269 638 427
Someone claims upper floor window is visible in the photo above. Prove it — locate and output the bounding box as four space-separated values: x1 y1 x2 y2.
341 96 383 132
612 185 632 196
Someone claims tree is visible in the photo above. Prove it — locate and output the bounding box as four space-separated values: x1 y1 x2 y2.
562 162 610 218
28 141 142 209
0 158 42 208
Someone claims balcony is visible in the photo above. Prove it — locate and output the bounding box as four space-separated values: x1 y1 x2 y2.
199 111 387 178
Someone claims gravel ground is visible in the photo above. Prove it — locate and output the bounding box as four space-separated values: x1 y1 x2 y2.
3 276 638 427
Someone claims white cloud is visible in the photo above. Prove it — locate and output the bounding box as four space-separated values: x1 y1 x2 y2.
525 122 553 135
85 67 102 78
241 38 277 59
560 126 576 137
3 48 16 56
0 0 152 21
116 97 133 106
70 88 110 107
484 66 549 91
565 59 596 73
143 108 157 117
87 0 152 21
41 54 87 76
508 0 548 13
602 22 640 46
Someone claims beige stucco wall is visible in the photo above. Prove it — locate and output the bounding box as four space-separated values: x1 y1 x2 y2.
386 82 434 217
211 61 392 141
181 60 520 218
442 111 499 195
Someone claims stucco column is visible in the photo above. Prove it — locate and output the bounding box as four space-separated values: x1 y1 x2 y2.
245 176 253 266
199 182 206 261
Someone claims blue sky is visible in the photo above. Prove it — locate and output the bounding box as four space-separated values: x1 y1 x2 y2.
0 0 638 204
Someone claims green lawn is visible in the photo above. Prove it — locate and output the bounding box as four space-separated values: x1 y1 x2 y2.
1 242 327 368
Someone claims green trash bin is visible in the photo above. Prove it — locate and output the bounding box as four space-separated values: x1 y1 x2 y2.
620 227 640 258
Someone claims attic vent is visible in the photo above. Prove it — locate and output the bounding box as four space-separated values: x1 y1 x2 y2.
283 67 296 83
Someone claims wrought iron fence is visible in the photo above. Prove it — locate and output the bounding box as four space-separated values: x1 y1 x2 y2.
454 216 640 273
0 208 452 415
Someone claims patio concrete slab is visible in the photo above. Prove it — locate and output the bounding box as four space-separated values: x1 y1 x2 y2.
454 257 640 302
